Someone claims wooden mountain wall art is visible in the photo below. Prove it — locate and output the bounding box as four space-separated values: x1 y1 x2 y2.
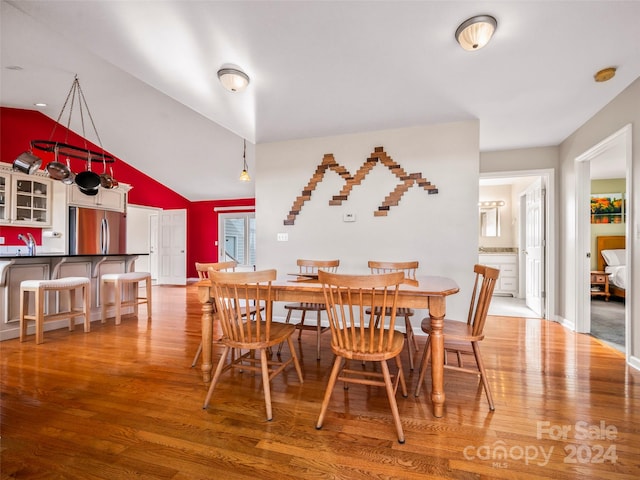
284 146 438 225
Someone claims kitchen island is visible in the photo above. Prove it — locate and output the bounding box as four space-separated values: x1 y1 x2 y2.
0 253 147 340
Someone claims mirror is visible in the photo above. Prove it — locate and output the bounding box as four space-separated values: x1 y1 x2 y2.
480 207 500 237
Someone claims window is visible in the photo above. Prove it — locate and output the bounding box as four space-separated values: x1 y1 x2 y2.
219 213 255 269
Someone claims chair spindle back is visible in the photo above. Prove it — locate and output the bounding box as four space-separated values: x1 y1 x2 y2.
196 261 237 279
319 271 404 355
467 264 500 336
368 260 419 286
297 259 340 276
368 260 418 277
209 270 275 345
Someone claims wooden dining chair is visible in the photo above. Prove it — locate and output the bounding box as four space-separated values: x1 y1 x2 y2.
191 261 238 367
414 264 499 411
316 270 408 443
367 260 420 370
202 269 304 421
196 261 237 279
281 259 340 360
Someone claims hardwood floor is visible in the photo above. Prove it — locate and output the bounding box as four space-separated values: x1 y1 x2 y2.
2 284 639 479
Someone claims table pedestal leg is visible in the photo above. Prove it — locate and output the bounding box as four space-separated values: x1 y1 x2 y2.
200 300 213 383
428 297 445 417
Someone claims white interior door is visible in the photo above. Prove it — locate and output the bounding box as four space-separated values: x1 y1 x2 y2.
524 178 544 316
158 209 187 285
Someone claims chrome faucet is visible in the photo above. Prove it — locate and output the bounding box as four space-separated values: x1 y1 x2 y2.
17 233 37 256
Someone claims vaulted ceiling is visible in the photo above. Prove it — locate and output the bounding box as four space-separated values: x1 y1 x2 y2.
2 1 638 200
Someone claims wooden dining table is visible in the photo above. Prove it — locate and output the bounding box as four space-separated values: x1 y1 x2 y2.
195 274 459 417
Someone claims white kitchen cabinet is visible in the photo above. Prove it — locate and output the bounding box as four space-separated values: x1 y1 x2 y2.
478 253 518 296
10 172 53 227
68 183 129 212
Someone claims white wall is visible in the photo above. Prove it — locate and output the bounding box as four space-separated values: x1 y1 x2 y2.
558 76 639 364
256 121 479 321
481 146 559 173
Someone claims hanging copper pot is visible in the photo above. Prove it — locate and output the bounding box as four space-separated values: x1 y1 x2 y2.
109 166 119 188
99 156 115 189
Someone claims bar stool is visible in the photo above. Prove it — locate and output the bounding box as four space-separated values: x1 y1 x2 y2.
101 272 152 324
20 277 91 344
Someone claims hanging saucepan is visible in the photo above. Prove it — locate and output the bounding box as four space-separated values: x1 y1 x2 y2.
13 151 42 174
109 166 119 188
61 158 76 185
46 147 73 182
75 154 100 196
99 156 115 189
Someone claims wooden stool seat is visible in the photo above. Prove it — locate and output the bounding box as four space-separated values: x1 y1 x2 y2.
20 277 91 344
101 272 152 325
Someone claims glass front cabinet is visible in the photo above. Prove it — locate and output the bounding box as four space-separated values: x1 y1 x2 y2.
10 173 52 227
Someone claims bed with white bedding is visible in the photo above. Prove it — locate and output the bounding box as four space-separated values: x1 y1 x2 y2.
597 236 626 299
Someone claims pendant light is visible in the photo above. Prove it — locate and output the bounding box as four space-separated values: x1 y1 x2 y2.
239 139 251 182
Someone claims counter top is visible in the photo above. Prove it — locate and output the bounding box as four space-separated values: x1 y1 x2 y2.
0 253 148 259
478 248 518 254
0 253 148 286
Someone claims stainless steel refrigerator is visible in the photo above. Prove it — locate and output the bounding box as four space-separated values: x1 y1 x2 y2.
69 206 127 255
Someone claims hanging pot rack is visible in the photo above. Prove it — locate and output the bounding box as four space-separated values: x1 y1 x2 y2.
30 75 115 164
30 140 115 163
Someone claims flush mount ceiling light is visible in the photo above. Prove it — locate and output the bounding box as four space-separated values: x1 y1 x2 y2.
239 139 251 182
217 67 250 92
594 67 616 83
455 15 497 51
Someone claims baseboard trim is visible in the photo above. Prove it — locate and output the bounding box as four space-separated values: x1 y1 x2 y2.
628 354 640 371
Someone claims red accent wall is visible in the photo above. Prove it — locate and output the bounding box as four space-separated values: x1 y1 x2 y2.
188 198 255 269
0 107 254 277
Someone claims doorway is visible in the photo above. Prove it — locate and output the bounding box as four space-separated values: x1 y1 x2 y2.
157 209 187 285
480 169 555 319
574 124 631 355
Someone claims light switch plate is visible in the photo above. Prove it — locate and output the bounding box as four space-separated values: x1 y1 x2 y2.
277 233 288 242
0 237 4 244
343 213 356 222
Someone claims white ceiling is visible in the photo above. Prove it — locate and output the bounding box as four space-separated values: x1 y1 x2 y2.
1 1 637 201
